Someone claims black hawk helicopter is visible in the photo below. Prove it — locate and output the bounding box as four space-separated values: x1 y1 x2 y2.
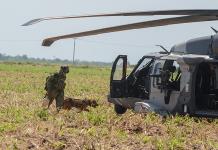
24 10 218 117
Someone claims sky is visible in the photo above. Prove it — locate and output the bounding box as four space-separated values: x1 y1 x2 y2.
0 0 218 64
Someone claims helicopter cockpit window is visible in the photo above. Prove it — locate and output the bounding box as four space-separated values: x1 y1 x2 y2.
113 59 124 80
134 58 153 73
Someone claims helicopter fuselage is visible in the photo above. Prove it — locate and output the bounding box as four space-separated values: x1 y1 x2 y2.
108 34 218 117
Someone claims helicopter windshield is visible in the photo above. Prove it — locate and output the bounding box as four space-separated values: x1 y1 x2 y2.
133 57 153 75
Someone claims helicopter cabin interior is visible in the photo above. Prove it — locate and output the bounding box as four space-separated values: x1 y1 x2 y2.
195 62 218 111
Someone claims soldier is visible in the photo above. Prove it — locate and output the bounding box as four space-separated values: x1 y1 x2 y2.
43 66 69 111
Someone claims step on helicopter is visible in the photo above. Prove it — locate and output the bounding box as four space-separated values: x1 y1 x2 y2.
24 9 218 117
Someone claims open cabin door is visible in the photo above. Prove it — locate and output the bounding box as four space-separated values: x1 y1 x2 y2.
110 55 127 98
126 56 155 99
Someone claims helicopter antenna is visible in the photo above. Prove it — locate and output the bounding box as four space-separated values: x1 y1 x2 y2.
156 45 170 54
211 27 218 33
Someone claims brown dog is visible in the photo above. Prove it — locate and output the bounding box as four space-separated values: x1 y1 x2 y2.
62 98 98 111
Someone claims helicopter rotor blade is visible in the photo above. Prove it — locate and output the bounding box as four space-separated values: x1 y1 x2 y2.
42 15 218 46
22 9 218 26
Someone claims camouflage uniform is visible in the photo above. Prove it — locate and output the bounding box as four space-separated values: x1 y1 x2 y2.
44 66 69 111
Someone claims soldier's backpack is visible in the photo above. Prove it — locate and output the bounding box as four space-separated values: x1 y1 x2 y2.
45 73 60 91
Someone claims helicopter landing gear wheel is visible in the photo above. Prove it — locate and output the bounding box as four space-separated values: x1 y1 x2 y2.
114 104 127 115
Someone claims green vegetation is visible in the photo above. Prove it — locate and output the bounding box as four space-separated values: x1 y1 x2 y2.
0 62 217 149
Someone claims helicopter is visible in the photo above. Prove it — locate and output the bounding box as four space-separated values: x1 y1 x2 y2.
23 9 218 117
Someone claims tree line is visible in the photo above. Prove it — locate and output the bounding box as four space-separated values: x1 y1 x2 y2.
0 53 113 67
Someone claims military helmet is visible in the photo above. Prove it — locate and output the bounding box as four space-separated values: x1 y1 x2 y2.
60 65 69 73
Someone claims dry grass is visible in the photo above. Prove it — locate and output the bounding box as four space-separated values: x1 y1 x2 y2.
0 63 218 150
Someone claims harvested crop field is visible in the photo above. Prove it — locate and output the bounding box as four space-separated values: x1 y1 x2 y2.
0 63 218 150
